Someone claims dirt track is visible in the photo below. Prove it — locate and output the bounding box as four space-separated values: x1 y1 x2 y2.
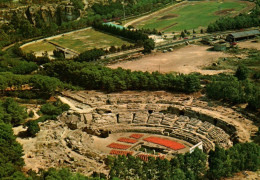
108 44 231 75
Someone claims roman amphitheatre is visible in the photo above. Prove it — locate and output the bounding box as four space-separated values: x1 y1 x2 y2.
14 90 258 175
3 0 258 178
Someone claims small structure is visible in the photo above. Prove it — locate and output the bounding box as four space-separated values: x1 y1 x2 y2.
226 30 260 42
190 141 203 153
103 22 125 30
214 43 227 51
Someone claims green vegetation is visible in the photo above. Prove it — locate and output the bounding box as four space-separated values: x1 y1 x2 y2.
0 122 24 179
93 23 149 43
206 75 259 111
0 49 38 74
208 143 260 179
26 100 70 136
22 41 56 54
77 49 105 62
42 61 201 93
135 1 248 32
205 48 260 78
0 1 259 179
235 64 249 81
143 38 155 53
207 0 260 32
91 0 174 20
0 72 64 99
0 98 26 179
0 98 28 126
108 148 206 180
49 28 133 53
107 143 260 180
27 168 104 180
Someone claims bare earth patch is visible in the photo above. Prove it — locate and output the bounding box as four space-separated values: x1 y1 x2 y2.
158 14 178 20
160 23 178 32
214 8 235 16
108 44 231 75
237 40 260 50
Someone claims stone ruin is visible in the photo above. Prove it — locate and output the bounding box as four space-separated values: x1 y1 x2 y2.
18 90 258 175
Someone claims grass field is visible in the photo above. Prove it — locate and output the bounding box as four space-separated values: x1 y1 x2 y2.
22 28 133 54
134 1 252 32
50 29 133 53
22 41 56 53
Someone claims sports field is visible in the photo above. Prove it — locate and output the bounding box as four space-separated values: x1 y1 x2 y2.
132 0 254 32
22 28 133 54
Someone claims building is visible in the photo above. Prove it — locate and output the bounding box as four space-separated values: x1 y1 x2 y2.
226 30 260 42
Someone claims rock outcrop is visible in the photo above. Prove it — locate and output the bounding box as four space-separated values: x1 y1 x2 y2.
0 3 79 25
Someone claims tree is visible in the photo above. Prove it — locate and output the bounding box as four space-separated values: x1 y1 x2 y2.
208 146 232 179
2 98 28 126
0 122 24 178
172 168 186 180
181 31 185 38
26 120 40 136
71 0 84 10
143 38 155 53
235 65 249 80
29 75 62 96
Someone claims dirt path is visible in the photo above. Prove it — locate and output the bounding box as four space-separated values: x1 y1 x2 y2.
108 44 231 75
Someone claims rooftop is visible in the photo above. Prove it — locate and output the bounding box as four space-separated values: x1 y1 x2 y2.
229 30 260 38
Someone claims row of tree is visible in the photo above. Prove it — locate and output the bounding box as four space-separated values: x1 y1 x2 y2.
207 0 260 32
0 98 27 178
42 61 201 93
0 50 38 74
208 143 260 179
93 23 149 42
107 143 260 180
91 0 173 20
108 148 206 180
0 72 64 98
206 66 260 111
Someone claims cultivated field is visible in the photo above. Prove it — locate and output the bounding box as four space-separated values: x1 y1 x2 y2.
21 28 133 55
108 44 231 75
131 0 254 32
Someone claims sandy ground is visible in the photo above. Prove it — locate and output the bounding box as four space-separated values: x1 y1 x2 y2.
224 170 260 180
108 44 231 75
237 40 260 50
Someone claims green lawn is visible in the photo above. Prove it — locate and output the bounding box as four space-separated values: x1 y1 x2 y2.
136 1 249 32
50 28 133 53
22 41 56 53
22 28 133 54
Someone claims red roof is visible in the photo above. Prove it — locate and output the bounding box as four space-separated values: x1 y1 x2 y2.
118 137 138 144
129 134 144 139
107 143 131 150
143 136 185 150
